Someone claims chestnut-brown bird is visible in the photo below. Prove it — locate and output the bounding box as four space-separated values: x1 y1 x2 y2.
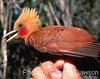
4 7 100 57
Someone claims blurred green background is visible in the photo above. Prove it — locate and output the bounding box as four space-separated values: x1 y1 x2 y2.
0 0 100 79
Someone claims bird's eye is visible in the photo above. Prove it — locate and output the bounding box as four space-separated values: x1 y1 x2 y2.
19 23 23 28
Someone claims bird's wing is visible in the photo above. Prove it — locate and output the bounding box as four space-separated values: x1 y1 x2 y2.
39 26 99 57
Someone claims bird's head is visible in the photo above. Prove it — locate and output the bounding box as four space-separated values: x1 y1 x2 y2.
4 7 41 42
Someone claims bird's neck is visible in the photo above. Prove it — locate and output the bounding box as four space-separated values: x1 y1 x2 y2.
24 26 41 44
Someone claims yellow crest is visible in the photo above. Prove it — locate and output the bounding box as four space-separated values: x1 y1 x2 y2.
14 7 41 29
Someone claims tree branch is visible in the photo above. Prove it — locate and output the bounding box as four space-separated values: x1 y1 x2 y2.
0 0 8 79
48 1 61 25
59 0 72 26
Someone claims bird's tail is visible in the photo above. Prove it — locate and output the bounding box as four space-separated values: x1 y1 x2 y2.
59 42 100 57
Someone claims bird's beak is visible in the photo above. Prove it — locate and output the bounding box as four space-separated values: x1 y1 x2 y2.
3 30 18 42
